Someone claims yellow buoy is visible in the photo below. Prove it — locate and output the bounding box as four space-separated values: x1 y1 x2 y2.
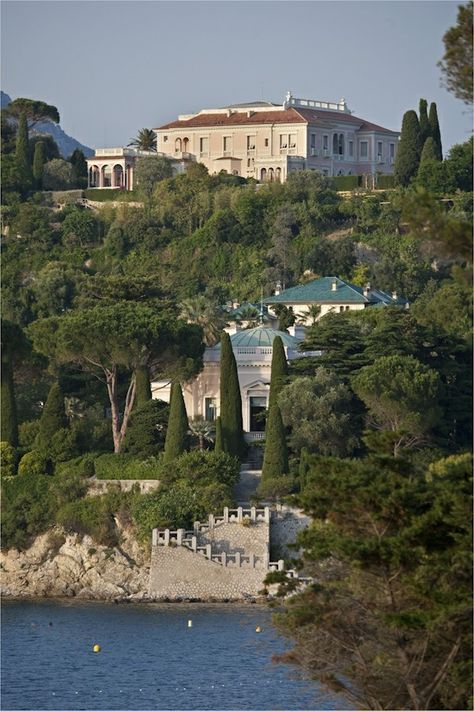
255 626 262 633
187 620 193 628
93 644 101 653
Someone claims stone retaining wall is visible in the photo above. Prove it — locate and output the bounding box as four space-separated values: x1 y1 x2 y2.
87 480 160 496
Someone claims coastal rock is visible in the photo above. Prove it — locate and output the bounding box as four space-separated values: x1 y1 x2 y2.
0 526 150 601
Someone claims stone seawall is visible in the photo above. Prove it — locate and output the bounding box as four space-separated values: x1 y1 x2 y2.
149 546 266 600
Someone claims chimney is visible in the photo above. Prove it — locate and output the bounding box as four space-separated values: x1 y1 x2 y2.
363 282 371 297
274 281 282 296
331 278 337 292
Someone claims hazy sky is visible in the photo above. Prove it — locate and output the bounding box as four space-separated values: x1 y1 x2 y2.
1 1 470 152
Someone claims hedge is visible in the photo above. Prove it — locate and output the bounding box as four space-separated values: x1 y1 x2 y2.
93 453 163 480
376 174 395 189
331 175 361 190
83 189 139 202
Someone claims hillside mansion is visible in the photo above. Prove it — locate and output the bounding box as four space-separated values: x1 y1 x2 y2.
87 92 400 188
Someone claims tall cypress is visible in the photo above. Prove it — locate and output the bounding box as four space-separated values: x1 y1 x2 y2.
419 137 438 165
135 365 152 408
1 349 18 447
214 416 223 453
219 331 244 459
418 99 431 144
262 404 288 480
15 112 32 188
163 382 188 463
428 102 443 161
268 336 288 410
394 110 423 186
32 140 46 189
37 382 68 450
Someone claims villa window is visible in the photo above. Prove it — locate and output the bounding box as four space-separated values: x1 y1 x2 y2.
249 396 267 432
323 134 329 154
199 137 209 155
390 143 395 161
348 140 354 157
338 133 344 155
247 135 256 151
360 141 368 159
163 136 168 143
377 141 383 157
279 135 288 150
205 397 217 422
223 136 231 156
264 138 269 147
289 133 297 149
333 134 338 155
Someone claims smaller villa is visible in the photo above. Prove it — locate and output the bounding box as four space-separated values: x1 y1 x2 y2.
265 276 406 325
151 326 308 441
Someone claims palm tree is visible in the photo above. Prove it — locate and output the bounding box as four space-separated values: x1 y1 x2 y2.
179 296 228 346
237 305 260 329
128 128 157 153
296 304 321 326
188 416 215 450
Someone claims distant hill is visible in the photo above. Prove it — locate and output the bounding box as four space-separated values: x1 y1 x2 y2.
1 91 93 158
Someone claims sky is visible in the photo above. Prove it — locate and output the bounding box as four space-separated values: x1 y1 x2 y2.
1 1 471 152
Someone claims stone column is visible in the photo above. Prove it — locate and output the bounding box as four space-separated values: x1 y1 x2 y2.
221 551 227 567
235 552 241 568
264 507 270 524
152 529 158 546
191 536 197 552
208 514 215 530
278 559 285 571
177 529 184 545
223 507 229 523
206 544 212 559
250 506 256 522
237 507 243 523
164 529 170 546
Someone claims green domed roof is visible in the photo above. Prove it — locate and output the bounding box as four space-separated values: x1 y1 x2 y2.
217 327 301 349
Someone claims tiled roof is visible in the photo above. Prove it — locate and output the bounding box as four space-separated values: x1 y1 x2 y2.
155 107 398 135
156 109 305 130
264 277 404 305
294 107 399 135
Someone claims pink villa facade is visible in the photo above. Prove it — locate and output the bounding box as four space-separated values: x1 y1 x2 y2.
154 92 400 182
86 148 192 190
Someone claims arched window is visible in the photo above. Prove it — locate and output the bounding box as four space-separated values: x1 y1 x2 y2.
260 168 267 182
101 165 111 188
113 164 123 188
276 167 282 182
175 138 182 153
183 137 189 152
89 165 99 188
268 168 274 182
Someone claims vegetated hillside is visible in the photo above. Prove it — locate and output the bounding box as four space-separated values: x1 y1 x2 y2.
1 96 472 710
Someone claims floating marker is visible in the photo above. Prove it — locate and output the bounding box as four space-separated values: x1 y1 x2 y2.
187 619 193 628
93 644 101 653
255 626 262 633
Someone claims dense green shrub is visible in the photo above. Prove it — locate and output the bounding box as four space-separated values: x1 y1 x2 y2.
93 453 162 480
256 476 294 501
18 420 41 449
331 175 361 191
36 382 68 451
83 189 139 202
162 449 240 487
56 496 118 547
0 441 16 477
2 473 55 549
18 449 53 476
49 427 80 462
376 175 395 189
123 399 169 457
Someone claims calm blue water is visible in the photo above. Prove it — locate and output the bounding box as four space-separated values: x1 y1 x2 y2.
2 600 341 711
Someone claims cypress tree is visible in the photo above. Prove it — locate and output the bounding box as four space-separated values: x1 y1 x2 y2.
15 112 32 188
219 331 244 459
419 137 438 166
37 382 68 450
135 365 152 408
163 382 188 463
262 404 289 480
1 350 18 447
418 99 431 144
394 110 423 186
214 416 223 453
428 102 443 160
268 336 288 410
32 140 46 189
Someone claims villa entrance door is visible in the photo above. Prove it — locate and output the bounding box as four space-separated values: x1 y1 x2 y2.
249 396 267 432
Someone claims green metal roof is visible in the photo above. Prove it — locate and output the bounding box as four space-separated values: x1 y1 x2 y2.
264 277 405 305
216 326 301 349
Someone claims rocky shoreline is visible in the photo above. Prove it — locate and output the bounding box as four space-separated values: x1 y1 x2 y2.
0 526 268 603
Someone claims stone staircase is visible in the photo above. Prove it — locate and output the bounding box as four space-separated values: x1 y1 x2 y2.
149 506 308 600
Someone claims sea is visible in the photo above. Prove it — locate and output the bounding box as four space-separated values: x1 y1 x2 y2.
1 600 344 711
